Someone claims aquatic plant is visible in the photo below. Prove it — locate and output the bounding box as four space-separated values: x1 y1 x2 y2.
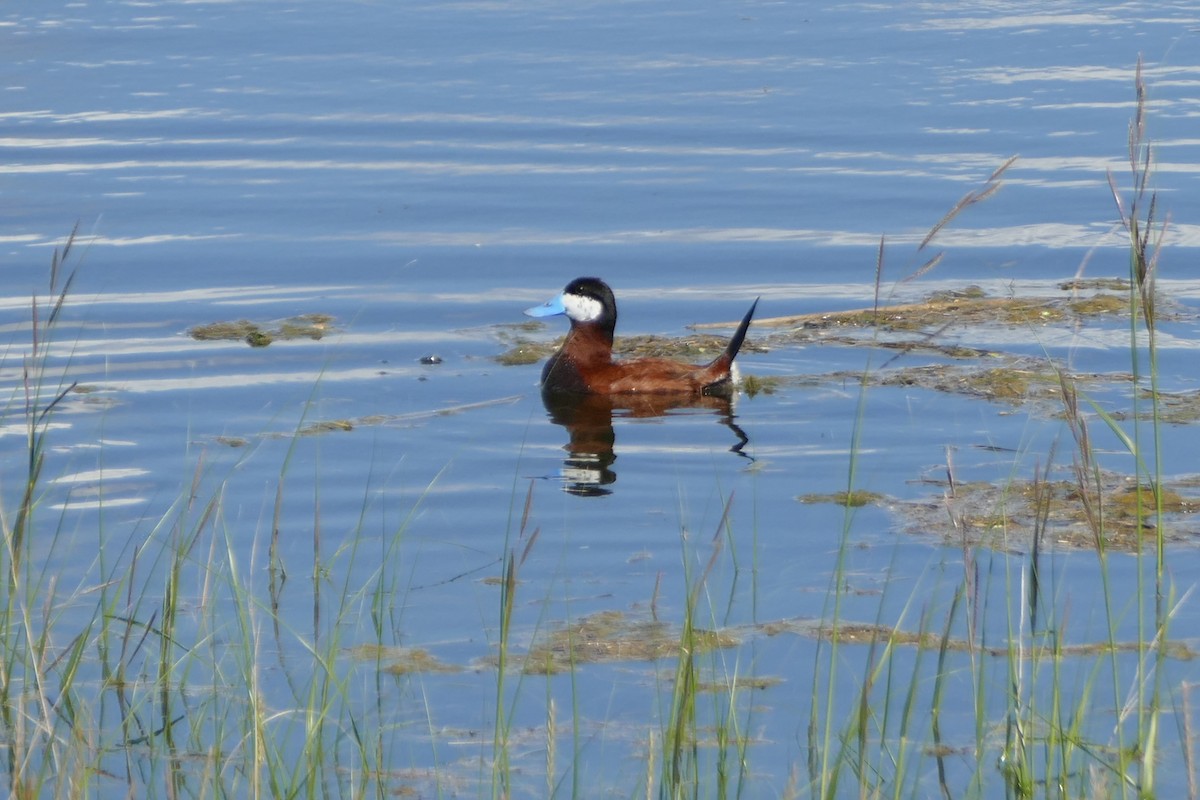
798 56 1192 800
0 227 86 796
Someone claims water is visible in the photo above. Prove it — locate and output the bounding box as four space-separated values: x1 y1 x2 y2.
3 1 1200 795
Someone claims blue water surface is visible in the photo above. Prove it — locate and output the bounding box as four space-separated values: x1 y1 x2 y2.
3 1 1200 795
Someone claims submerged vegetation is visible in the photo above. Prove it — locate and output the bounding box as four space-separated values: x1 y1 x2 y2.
0 63 1197 800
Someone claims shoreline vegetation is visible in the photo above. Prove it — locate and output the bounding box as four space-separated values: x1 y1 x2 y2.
1 61 1196 798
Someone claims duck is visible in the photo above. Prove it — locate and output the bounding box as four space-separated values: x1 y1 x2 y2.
524 277 759 395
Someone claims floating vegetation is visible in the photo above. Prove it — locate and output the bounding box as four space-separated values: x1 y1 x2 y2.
927 285 988 302
349 644 462 675
876 363 1040 404
1117 388 1200 425
999 300 1064 324
215 435 249 448
1108 484 1197 518
615 333 766 361
189 313 335 347
797 490 885 507
1059 277 1132 292
819 621 948 649
494 339 553 366
952 366 1037 402
1068 294 1125 315
697 675 782 693
277 313 334 339
492 321 556 365
190 319 259 341
680 281 1165 365
754 618 1195 660
522 610 738 675
741 374 782 397
719 283 1137 335
895 472 1200 552
838 357 1126 412
297 419 354 436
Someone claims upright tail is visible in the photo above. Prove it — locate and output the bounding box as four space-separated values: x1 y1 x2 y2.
701 297 759 392
722 297 759 364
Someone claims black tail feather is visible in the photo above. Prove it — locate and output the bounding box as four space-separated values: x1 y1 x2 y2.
722 297 759 363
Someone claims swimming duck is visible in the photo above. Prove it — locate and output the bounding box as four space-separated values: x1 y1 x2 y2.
524 277 759 395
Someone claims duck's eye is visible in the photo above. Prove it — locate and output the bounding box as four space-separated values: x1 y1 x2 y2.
562 293 603 322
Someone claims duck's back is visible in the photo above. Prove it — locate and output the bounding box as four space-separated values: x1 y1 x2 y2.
544 353 735 395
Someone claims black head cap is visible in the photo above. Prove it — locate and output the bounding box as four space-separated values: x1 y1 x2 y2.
561 276 617 332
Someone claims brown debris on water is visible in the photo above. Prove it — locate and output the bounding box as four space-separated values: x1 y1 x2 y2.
755 617 1196 660
1059 278 1132 292
898 472 1200 552
492 320 554 365
494 339 554 366
349 644 463 675
189 313 335 347
522 610 739 675
614 333 765 360
741 374 783 397
190 319 260 341
797 490 885 507
1068 294 1126 315
874 361 1065 405
704 283 1135 335
1115 388 1200 425
821 356 1129 414
298 419 354 436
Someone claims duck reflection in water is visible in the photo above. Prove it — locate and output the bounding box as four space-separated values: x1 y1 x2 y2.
540 391 750 497
525 277 758 496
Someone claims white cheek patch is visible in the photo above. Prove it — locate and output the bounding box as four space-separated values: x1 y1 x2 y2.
562 293 603 322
